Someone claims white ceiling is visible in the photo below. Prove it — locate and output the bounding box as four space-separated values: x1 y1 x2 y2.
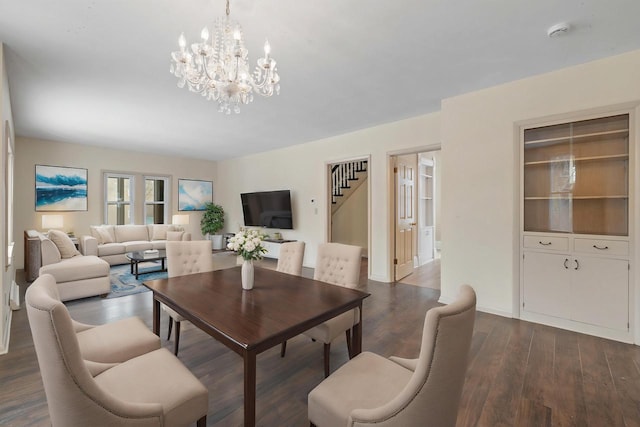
2 0 640 161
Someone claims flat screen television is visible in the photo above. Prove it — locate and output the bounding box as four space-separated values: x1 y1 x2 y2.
240 190 293 229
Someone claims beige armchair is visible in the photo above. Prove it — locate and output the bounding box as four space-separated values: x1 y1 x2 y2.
277 241 306 357
282 242 362 377
36 272 161 363
26 274 208 427
308 285 477 427
163 240 215 355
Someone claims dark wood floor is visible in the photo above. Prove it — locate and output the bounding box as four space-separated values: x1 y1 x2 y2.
1 261 639 426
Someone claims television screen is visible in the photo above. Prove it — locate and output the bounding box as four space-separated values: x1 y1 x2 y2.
241 190 293 229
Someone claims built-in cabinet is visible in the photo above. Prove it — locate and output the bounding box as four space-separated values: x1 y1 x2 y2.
520 112 632 341
418 157 434 265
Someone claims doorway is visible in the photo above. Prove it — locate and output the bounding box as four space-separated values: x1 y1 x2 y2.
326 157 370 276
391 149 441 283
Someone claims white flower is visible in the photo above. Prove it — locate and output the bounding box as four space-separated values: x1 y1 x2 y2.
244 241 256 252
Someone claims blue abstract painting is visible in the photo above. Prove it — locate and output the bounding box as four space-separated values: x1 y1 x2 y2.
35 165 88 211
178 179 212 211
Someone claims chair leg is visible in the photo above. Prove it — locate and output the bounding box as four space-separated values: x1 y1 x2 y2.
174 321 181 356
324 343 331 378
345 329 353 359
167 317 173 340
281 340 287 358
197 415 207 427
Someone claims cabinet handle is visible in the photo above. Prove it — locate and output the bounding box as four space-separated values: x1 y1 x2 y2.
539 241 552 246
574 259 579 270
563 258 569 269
592 245 609 250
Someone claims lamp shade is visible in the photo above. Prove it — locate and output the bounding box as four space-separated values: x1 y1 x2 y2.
172 214 190 225
42 215 63 230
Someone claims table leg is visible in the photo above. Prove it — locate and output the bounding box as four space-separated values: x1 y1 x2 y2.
135 261 139 279
244 350 257 427
162 257 165 271
352 302 363 356
152 297 160 336
130 259 134 274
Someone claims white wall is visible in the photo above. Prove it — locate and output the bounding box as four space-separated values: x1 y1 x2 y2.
440 49 640 342
216 113 441 281
14 137 217 269
331 177 368 251
1 43 15 354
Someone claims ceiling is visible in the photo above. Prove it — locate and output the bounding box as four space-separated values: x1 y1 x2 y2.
2 0 640 161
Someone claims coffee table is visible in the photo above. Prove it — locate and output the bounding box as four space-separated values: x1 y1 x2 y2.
143 266 370 427
125 249 167 279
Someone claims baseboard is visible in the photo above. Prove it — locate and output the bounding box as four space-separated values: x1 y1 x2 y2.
0 309 12 355
438 295 512 318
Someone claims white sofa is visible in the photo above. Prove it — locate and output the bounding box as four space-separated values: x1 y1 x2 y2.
37 231 111 301
80 224 192 266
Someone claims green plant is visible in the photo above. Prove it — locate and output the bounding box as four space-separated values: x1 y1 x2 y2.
200 202 225 235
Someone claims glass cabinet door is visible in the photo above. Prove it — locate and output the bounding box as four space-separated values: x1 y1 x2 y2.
523 114 629 236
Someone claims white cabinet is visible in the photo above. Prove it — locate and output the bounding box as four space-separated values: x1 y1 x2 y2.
523 249 629 331
520 111 632 341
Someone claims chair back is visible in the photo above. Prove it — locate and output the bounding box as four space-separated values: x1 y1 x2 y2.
357 285 476 426
276 241 305 275
314 243 362 288
26 274 155 426
166 240 215 278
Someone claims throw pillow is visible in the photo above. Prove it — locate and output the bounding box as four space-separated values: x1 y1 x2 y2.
167 231 184 241
48 230 80 259
96 227 114 244
151 225 170 241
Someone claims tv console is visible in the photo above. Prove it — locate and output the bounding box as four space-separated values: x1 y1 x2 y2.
262 239 297 259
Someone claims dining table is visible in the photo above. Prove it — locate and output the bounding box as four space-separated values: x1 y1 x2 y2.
143 265 370 427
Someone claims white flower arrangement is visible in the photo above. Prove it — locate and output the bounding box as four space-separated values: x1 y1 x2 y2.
227 229 268 261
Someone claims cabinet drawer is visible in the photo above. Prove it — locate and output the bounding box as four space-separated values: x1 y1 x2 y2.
523 236 569 251
574 238 629 256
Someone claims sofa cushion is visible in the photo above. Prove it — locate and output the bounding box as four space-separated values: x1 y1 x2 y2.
150 224 172 241
125 241 153 252
115 225 149 243
151 241 167 250
40 255 110 283
167 231 184 241
48 230 80 259
96 228 114 244
97 243 127 257
90 225 116 244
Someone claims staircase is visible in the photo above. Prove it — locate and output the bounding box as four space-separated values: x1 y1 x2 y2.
331 160 368 213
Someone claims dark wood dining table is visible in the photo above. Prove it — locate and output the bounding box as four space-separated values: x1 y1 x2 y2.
143 265 370 427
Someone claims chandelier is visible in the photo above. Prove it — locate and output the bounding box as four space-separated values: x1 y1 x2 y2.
170 0 280 114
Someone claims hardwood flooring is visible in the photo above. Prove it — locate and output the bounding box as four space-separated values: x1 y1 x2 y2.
1 262 639 426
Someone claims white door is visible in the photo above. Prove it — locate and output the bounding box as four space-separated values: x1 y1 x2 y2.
395 155 417 281
571 256 628 330
523 251 571 318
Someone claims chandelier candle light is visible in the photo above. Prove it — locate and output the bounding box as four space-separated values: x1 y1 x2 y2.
170 0 280 114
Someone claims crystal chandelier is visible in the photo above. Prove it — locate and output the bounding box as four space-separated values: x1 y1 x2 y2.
170 0 280 114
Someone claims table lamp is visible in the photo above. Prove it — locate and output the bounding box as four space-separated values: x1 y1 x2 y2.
42 215 63 231
172 214 190 231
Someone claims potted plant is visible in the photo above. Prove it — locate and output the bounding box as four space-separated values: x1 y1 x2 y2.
200 202 225 249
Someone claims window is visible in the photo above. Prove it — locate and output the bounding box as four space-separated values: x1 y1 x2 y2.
144 176 169 224
105 173 134 225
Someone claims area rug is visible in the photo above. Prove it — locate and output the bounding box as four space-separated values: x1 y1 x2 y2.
107 261 168 299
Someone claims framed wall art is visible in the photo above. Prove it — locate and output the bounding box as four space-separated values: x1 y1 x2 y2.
178 179 213 211
35 164 88 211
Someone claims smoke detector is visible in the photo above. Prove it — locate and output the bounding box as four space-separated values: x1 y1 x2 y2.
547 22 571 37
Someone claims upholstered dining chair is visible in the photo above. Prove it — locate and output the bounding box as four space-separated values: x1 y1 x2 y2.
276 241 306 275
282 242 362 377
26 274 208 427
163 240 215 355
276 241 306 357
308 285 477 427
